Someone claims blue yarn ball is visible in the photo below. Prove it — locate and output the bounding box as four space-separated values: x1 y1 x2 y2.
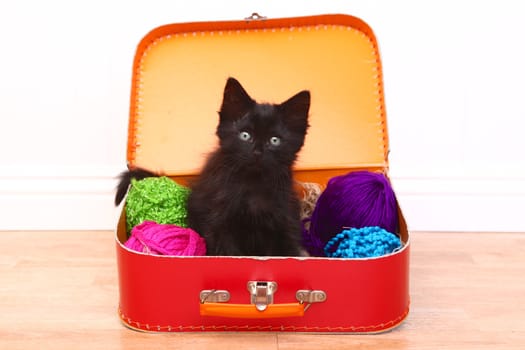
324 226 402 258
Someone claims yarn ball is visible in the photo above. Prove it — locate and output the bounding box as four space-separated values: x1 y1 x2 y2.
125 221 206 256
125 176 190 234
324 226 401 258
303 171 399 256
298 181 323 222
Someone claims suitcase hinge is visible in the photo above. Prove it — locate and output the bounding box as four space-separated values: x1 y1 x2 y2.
247 281 277 311
245 13 267 22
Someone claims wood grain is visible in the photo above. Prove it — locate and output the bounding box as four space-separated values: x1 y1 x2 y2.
0 231 524 349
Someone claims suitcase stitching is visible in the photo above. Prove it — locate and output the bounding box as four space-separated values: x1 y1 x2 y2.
118 307 409 333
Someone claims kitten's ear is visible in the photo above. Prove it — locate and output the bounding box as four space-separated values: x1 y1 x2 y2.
219 77 255 121
280 90 310 133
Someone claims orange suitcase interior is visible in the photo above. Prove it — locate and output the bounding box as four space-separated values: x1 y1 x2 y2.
127 14 390 188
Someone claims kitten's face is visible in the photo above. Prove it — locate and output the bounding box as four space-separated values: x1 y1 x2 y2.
216 78 310 172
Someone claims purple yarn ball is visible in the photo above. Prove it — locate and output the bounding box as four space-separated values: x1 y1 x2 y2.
303 171 399 256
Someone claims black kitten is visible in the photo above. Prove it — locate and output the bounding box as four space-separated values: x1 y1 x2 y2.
187 78 310 256
116 77 310 256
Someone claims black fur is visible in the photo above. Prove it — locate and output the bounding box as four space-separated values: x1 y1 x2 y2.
187 78 310 256
115 77 310 256
114 168 157 206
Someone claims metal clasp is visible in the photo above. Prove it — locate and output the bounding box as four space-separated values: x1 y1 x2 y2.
199 289 231 304
245 12 267 21
247 281 277 311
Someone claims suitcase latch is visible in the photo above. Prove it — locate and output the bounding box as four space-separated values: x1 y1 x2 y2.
247 281 277 311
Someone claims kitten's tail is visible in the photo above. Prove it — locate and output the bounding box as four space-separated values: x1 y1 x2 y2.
114 168 158 206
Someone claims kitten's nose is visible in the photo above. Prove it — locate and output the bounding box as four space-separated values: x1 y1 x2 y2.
253 149 262 157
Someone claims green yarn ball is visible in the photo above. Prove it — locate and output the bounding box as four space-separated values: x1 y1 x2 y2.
125 176 190 234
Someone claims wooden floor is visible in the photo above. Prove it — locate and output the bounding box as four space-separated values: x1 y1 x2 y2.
0 231 524 349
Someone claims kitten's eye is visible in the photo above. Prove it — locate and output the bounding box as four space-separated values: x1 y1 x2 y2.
269 136 281 146
239 131 252 142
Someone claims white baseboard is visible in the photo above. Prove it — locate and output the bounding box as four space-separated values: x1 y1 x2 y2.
390 175 525 232
0 193 122 231
1 167 524 232
0 166 123 231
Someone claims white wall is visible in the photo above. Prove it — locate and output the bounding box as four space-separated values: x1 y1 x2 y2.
1 0 524 231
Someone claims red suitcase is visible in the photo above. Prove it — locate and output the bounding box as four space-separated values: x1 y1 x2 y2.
116 13 410 333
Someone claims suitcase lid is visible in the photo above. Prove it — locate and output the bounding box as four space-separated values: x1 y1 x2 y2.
127 14 389 185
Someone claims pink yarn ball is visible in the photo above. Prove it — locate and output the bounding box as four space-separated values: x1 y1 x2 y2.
125 221 206 256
